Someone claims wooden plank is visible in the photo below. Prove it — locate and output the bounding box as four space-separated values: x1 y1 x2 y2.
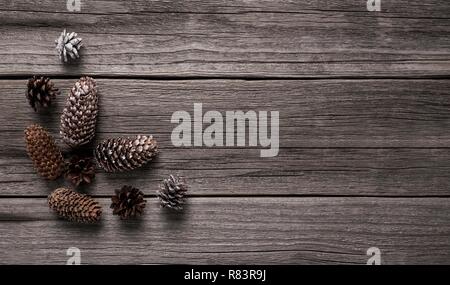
2 79 450 196
0 197 448 264
0 0 447 267
2 0 449 16
0 1 449 77
2 148 450 196
2 79 450 149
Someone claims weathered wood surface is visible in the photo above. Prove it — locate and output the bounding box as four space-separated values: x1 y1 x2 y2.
3 148 450 197
2 79 450 196
1 0 449 265
0 1 449 77
0 197 449 265
2 79 450 149
2 0 449 16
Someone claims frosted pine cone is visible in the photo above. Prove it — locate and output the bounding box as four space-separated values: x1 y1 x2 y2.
26 76 60 111
94 135 158 172
48 188 102 223
55 29 82 62
60 76 98 147
157 175 188 211
24 124 65 180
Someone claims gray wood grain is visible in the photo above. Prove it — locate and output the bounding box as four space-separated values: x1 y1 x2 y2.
2 79 450 196
3 148 450 196
0 197 449 264
0 1 449 77
2 0 449 16
2 79 450 149
1 0 449 265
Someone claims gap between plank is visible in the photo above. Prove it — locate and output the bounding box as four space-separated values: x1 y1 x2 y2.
1 194 450 199
0 75 449 81
1 8 449 20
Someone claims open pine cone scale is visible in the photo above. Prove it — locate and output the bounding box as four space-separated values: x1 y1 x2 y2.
111 186 147 219
26 76 60 111
65 155 96 186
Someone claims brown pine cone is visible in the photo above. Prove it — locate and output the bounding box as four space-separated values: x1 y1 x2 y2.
48 188 102 223
111 185 146 219
65 155 96 187
157 175 188 211
60 76 99 147
26 76 60 111
24 124 65 180
94 135 158 172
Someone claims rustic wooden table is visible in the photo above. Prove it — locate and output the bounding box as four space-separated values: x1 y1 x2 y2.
1 0 449 264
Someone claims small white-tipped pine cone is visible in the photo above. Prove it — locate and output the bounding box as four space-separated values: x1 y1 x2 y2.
157 175 188 211
60 76 99 147
55 29 82 62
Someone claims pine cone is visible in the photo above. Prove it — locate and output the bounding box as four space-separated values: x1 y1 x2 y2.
26 76 60 111
111 186 146 219
60 76 99 147
24 124 65 180
65 155 96 187
157 175 188 211
48 188 102 223
55 29 82 62
94 135 158 172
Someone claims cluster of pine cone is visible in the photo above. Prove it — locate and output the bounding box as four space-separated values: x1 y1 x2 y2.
25 75 188 223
